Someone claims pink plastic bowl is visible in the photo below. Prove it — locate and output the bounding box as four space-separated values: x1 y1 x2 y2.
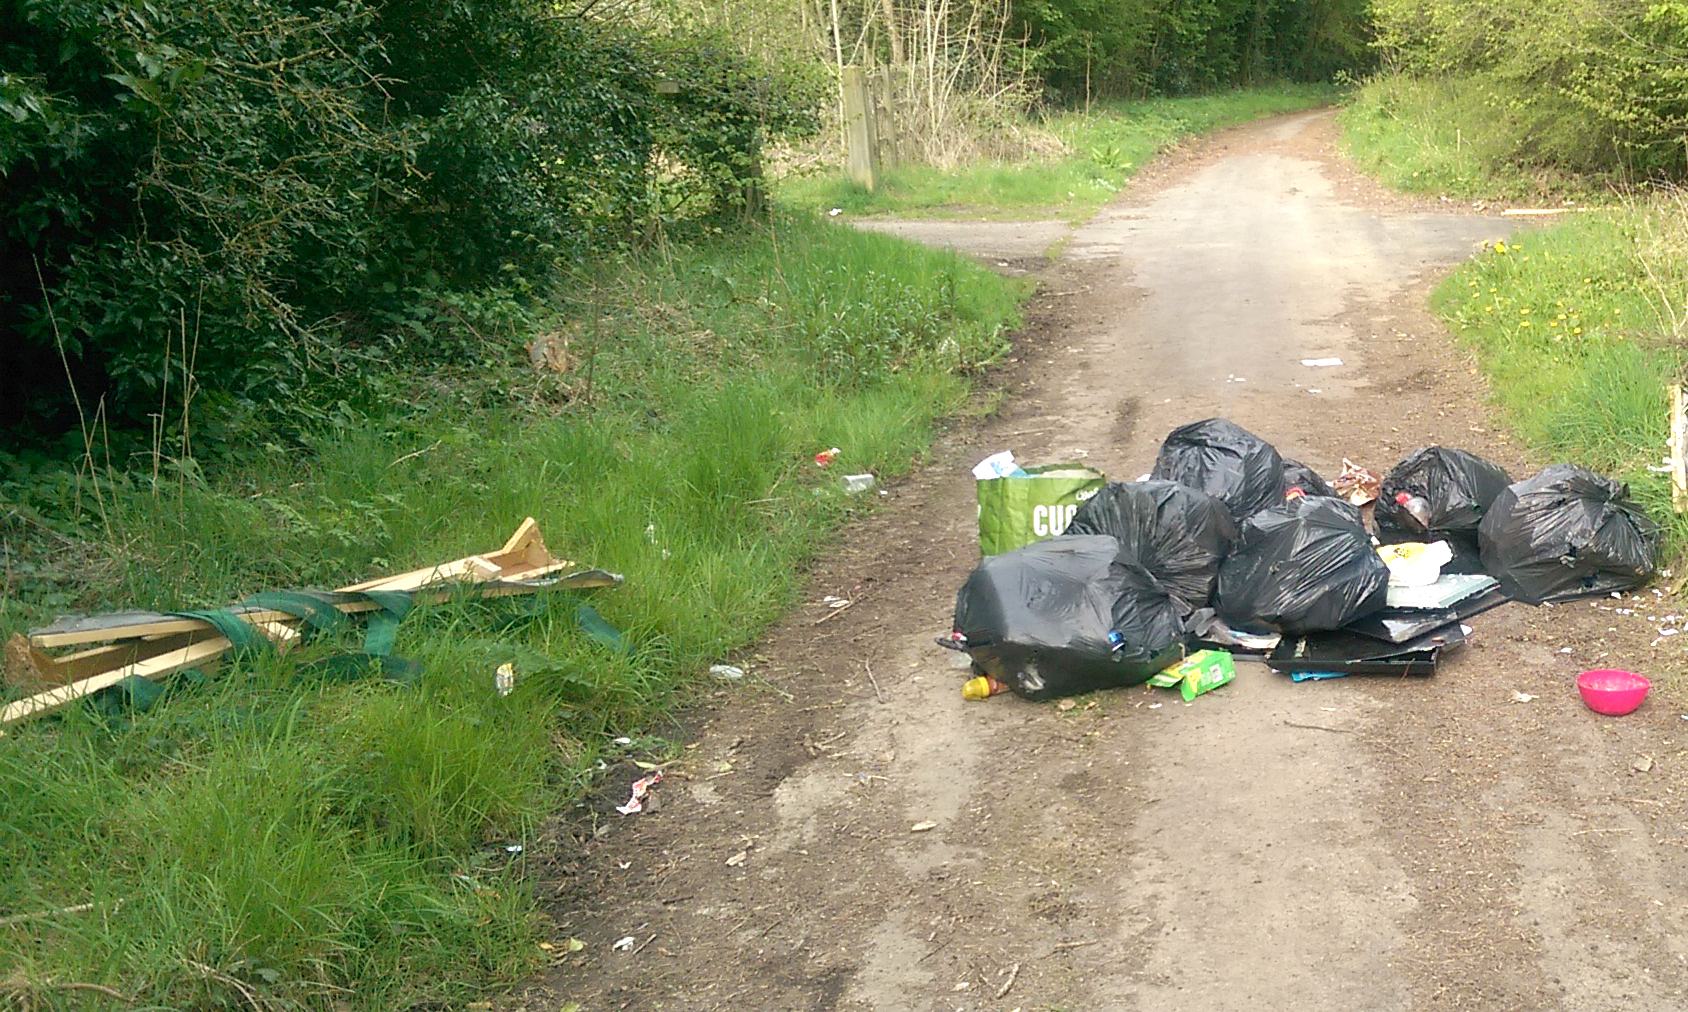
1577 669 1651 716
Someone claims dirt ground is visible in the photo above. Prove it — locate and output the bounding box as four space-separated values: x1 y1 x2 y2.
520 111 1688 1012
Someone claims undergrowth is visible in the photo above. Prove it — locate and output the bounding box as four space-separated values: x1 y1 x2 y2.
778 83 1342 222
0 213 1025 1010
1339 74 1608 202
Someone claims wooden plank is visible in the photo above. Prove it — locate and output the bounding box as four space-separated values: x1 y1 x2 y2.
1 638 233 731
340 555 503 593
256 621 302 650
5 631 207 689
32 605 327 650
491 517 557 571
1672 383 1687 514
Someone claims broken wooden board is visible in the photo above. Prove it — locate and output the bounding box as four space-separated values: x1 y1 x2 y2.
5 630 208 690
0 638 234 731
25 568 619 653
338 517 558 592
1671 383 1686 515
27 518 584 650
2 570 623 732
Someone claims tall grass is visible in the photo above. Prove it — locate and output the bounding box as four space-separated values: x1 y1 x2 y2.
0 213 1025 1009
778 84 1343 222
1340 73 1608 202
1433 209 1688 548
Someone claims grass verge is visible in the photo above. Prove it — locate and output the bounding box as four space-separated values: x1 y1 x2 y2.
779 84 1342 222
1433 210 1688 549
0 213 1026 1010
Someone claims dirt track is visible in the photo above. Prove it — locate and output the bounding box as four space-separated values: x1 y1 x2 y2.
529 111 1688 1012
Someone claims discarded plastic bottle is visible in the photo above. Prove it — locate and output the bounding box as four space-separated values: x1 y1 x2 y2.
962 675 1010 700
1395 491 1433 530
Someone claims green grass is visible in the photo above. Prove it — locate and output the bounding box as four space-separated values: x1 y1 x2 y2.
1339 73 1604 202
778 84 1342 222
0 212 1026 1010
1432 211 1688 548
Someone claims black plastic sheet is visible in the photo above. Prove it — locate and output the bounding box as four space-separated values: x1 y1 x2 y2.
1151 418 1285 522
1214 496 1390 634
1478 464 1659 604
1268 623 1466 678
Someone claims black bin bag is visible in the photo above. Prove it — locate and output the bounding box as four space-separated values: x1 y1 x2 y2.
1281 458 1335 499
1151 418 1285 522
1214 496 1390 634
1478 464 1659 604
953 535 1185 701
1376 446 1512 536
1063 480 1237 607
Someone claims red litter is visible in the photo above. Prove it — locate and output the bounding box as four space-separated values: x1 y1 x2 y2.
616 771 664 815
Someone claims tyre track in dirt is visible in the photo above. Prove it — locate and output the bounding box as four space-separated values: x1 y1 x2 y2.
524 110 1688 1012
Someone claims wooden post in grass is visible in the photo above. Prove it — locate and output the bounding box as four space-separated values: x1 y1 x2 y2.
1670 383 1687 514
871 66 899 168
841 65 880 191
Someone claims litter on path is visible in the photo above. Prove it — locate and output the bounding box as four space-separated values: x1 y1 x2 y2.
942 417 1660 704
616 771 664 815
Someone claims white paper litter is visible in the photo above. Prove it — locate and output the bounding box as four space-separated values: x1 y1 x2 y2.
972 451 1018 480
1301 357 1344 367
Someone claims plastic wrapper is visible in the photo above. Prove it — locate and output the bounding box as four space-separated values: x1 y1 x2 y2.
1214 496 1390 634
952 535 1184 701
1281 458 1335 499
1376 446 1513 536
1150 418 1285 522
1332 458 1381 506
1062 480 1236 606
1477 464 1659 604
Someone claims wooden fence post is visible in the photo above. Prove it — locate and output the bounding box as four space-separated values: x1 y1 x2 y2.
871 67 899 168
840 65 880 191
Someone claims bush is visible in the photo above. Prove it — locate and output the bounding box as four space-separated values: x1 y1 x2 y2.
1369 0 1688 179
1011 0 1373 100
0 1 820 447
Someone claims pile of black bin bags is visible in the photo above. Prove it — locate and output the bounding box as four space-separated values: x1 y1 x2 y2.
950 418 1660 701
